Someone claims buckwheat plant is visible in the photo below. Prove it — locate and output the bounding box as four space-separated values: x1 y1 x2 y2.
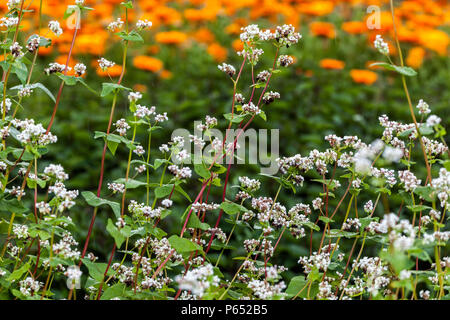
0 0 448 301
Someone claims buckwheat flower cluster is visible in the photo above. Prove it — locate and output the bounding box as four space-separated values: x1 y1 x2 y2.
353 257 390 294
218 63 236 77
176 264 219 297
45 62 69 75
257 70 270 82
426 115 441 127
196 115 217 131
382 146 403 163
12 119 57 146
10 42 23 59
248 279 286 299
262 91 280 104
44 164 69 181
364 200 374 213
239 176 261 192
277 55 293 67
17 85 33 98
0 16 18 28
298 249 332 273
431 168 450 208
128 91 142 103
422 137 448 157
107 18 124 32
154 112 168 122
168 165 192 179
237 47 264 64
191 202 220 213
343 218 361 231
13 224 29 239
52 232 80 260
48 182 78 211
239 24 261 42
0 98 11 114
19 277 42 297
7 0 21 10
234 93 245 103
134 145 145 156
48 21 63 36
136 19 152 30
114 118 130 136
398 170 421 192
374 35 389 55
65 266 82 285
379 114 417 143
274 24 302 47
108 182 125 194
26 35 40 53
242 102 261 114
416 99 430 115
128 200 161 219
74 63 86 76
98 57 115 71
372 168 397 187
134 105 155 118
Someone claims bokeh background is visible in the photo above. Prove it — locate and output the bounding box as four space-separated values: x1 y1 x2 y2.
2 0 449 279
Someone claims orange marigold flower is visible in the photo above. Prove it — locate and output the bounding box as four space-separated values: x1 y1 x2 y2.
207 43 228 62
418 28 448 56
406 47 426 69
160 69 173 79
320 58 345 70
155 31 188 45
232 39 244 52
299 1 334 16
309 22 336 38
96 64 123 78
350 69 378 85
193 28 215 44
133 55 163 72
341 21 366 34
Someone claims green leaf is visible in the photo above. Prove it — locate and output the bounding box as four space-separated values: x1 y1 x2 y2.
154 184 173 199
285 276 307 298
223 113 246 123
406 205 432 213
10 83 56 103
6 263 30 281
370 62 417 77
220 201 246 215
318 216 334 224
0 198 29 213
82 259 109 282
81 191 121 218
101 83 131 97
116 30 143 42
168 235 202 253
100 283 126 300
194 163 211 179
106 219 125 248
413 186 435 202
186 213 210 230
114 178 146 189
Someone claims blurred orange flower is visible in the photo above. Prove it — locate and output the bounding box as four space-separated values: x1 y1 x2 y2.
299 1 334 16
133 55 163 72
350 69 378 85
418 29 449 56
155 31 188 45
96 65 123 78
341 21 366 34
320 58 345 70
207 43 228 62
406 47 426 69
310 22 336 38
